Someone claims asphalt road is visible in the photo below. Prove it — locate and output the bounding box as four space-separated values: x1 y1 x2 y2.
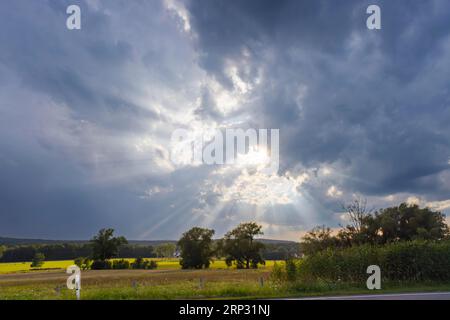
286 292 450 300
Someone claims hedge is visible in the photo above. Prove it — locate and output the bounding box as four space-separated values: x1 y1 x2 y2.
296 240 450 282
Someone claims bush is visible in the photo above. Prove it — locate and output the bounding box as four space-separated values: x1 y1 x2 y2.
148 260 158 270
74 257 92 270
131 257 145 269
294 240 450 283
91 260 112 270
270 261 285 283
30 253 45 268
131 257 158 269
112 259 130 269
285 259 298 281
380 241 450 281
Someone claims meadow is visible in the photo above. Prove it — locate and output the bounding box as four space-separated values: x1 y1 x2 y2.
0 259 279 300
1 258 450 300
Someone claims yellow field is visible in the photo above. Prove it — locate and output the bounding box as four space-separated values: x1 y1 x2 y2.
0 261 74 274
0 259 278 274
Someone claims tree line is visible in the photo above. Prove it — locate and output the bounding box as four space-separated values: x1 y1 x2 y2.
0 241 165 263
83 222 269 270
0 223 296 266
301 198 450 255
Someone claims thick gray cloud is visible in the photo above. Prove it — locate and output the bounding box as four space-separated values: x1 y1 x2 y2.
1 0 450 240
0 0 205 239
187 0 450 196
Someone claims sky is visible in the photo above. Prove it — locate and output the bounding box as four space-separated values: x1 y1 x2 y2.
1 0 450 241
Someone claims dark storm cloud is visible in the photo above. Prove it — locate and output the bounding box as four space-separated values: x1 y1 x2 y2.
0 0 204 239
1 0 450 240
0 1 161 134
186 0 450 199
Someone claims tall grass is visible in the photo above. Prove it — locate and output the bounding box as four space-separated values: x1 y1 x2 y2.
277 240 450 283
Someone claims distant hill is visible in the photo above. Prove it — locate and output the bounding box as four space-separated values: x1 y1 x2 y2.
0 237 297 246
0 237 83 245
0 237 177 246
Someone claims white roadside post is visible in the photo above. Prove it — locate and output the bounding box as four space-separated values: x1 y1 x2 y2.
75 272 81 300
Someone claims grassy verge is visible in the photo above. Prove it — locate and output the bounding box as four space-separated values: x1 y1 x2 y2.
2 280 449 300
276 280 450 299
0 267 449 300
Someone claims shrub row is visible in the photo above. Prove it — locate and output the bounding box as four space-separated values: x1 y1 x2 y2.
77 258 158 270
273 240 450 283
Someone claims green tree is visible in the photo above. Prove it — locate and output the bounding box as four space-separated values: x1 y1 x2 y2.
337 198 379 246
301 201 450 254
90 228 128 260
221 222 265 269
154 243 176 258
30 252 45 268
178 227 215 269
301 225 339 255
374 203 449 243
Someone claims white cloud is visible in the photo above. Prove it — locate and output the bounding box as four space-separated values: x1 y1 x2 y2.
425 199 450 211
141 185 174 199
406 196 422 206
164 0 192 32
327 185 343 198
219 170 308 206
405 196 450 212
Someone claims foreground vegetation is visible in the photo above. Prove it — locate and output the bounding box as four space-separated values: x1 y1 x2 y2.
270 240 450 286
1 238 450 300
1 239 450 299
1 266 449 300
